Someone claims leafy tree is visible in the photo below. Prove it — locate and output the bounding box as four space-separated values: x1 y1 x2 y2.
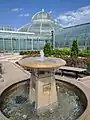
43 42 52 57
71 40 79 58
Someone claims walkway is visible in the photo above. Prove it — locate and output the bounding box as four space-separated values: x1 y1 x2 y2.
0 61 30 94
0 53 22 62
77 76 90 89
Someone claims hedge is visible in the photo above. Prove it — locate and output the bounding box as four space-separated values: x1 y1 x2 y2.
19 50 40 55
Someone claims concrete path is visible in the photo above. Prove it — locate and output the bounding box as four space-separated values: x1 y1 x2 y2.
0 61 30 95
77 76 90 89
1 61 30 82
0 53 22 62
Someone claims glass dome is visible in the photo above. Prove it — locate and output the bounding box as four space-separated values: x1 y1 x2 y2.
32 9 52 21
18 10 62 39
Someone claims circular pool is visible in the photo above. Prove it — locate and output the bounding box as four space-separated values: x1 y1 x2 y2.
0 79 88 120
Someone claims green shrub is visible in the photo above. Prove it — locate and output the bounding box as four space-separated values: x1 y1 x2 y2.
19 50 40 55
87 46 90 52
61 48 70 56
51 48 70 57
43 43 52 57
79 51 90 57
19 51 24 55
71 40 79 58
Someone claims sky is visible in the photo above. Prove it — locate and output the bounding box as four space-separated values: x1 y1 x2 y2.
0 0 90 28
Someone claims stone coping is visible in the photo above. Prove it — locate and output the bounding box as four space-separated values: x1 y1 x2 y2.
77 76 90 82
0 74 89 120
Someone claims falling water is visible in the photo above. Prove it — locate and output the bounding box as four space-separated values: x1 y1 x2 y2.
40 50 44 61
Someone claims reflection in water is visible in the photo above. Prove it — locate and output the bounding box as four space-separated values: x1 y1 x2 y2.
0 80 85 120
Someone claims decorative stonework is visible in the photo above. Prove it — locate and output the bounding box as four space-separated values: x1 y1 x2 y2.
43 83 51 93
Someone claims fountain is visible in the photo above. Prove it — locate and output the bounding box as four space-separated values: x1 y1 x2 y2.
19 50 66 114
0 50 89 120
40 49 44 61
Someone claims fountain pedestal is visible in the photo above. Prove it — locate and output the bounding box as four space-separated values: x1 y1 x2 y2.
29 69 57 113
19 57 66 114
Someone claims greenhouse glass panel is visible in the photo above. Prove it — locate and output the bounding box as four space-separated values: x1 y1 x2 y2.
39 40 45 49
0 38 3 51
27 39 32 50
20 38 26 50
33 40 38 50
12 38 19 51
4 38 12 51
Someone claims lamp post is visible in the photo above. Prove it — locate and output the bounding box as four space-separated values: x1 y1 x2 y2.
51 30 54 49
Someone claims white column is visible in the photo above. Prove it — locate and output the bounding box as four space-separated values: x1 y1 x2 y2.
19 35 20 52
3 37 5 52
26 37 28 50
44 39 46 46
11 33 13 53
32 38 33 50
38 38 39 50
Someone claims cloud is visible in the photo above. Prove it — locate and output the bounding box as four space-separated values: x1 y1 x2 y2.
19 13 30 17
49 11 52 14
11 8 23 12
56 5 90 27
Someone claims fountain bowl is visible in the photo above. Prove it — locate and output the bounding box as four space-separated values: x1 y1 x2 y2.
0 78 89 120
19 57 66 69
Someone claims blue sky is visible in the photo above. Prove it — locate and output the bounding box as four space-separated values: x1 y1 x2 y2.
0 0 90 28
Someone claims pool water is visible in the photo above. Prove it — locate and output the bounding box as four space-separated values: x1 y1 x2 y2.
0 80 86 120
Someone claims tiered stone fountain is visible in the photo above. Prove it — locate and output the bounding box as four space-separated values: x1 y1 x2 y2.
19 50 66 114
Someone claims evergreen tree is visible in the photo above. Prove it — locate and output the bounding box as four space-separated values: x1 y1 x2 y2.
71 40 79 67
71 40 79 58
43 42 52 57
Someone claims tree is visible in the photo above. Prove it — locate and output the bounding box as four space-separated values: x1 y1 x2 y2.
43 42 52 57
87 46 90 52
71 40 79 58
70 40 79 67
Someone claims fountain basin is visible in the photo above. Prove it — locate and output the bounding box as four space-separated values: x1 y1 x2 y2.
0 78 89 120
0 56 89 120
19 57 66 69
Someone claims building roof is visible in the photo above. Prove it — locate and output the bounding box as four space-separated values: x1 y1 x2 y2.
18 10 62 38
0 30 35 35
32 9 52 21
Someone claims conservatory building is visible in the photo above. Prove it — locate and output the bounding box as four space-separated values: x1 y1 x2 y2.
0 9 61 52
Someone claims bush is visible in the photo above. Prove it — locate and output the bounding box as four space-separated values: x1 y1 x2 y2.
52 48 70 57
71 40 79 58
79 51 90 57
43 43 52 57
19 51 24 55
87 46 90 52
61 48 70 56
19 50 40 56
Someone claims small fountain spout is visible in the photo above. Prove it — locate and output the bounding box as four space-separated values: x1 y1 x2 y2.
40 50 44 61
